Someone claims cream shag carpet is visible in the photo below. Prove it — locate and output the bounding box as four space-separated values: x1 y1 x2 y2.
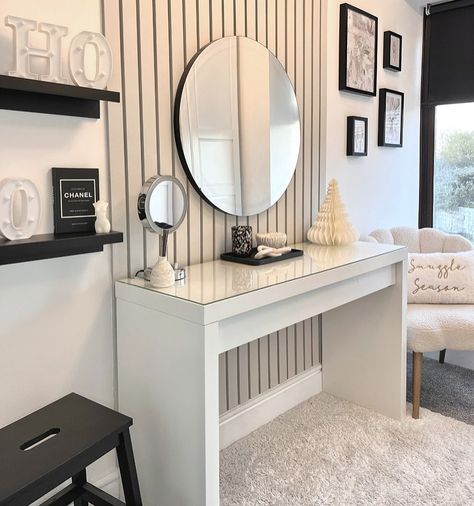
220 393 474 505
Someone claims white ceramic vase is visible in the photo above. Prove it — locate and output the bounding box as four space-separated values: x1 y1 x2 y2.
150 256 175 288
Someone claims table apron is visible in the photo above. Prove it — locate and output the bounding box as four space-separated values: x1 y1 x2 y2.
217 263 396 354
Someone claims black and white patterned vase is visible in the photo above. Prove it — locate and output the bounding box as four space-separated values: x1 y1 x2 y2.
231 225 253 257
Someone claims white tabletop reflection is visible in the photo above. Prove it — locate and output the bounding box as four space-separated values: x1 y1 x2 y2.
118 242 405 306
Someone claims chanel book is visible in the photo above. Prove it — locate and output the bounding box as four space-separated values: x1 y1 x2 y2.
52 168 100 234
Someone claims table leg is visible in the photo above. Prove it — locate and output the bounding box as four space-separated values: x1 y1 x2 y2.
321 261 407 419
117 300 220 506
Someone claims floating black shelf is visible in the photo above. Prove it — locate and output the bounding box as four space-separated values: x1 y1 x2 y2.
0 75 120 119
0 231 123 266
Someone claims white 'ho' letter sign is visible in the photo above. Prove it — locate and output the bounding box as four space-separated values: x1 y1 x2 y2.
69 31 113 89
5 15 113 90
5 15 69 83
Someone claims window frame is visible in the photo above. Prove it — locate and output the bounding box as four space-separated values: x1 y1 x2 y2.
419 0 474 228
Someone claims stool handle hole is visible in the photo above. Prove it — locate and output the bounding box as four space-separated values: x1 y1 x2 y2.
20 428 60 451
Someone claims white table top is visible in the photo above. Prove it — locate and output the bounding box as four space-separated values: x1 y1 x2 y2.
117 242 405 306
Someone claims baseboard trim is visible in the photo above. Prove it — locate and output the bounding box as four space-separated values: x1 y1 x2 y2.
219 366 322 449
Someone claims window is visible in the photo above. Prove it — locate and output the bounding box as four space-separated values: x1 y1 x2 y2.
433 103 474 241
420 0 474 235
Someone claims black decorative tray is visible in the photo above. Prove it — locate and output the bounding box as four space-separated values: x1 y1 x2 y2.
221 248 303 266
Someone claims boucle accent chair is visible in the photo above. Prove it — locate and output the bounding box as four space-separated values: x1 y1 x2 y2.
365 227 474 419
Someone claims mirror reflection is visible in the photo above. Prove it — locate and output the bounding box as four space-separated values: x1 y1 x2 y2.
176 36 300 217
138 176 187 234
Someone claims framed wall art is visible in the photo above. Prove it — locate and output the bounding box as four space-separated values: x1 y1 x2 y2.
378 89 404 148
347 116 368 156
383 31 402 71
339 3 378 96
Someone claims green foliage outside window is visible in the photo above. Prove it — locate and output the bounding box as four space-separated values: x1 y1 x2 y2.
436 131 474 211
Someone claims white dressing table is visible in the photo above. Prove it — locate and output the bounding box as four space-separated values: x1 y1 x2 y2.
116 242 407 506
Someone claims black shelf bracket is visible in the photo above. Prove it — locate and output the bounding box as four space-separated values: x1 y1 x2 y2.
0 75 120 119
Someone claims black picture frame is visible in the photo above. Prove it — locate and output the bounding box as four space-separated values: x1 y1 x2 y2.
378 89 404 148
383 31 402 71
339 3 378 97
347 116 368 156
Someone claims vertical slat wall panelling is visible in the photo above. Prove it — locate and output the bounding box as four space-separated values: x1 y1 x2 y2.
223 0 235 255
108 0 322 417
286 0 298 378
198 0 215 264
120 0 144 275
138 0 160 268
312 0 322 369
235 1 246 235
304 0 314 370
275 0 286 238
257 1 269 235
273 0 288 385
285 0 296 247
269 0 279 235
246 0 258 244
287 324 296 379
103 0 127 408
211 0 227 261
303 0 313 239
246 0 260 400
234 0 250 407
294 0 305 375
294 1 304 246
170 2 189 267
312 316 321 365
103 0 128 281
304 318 313 369
312 0 321 223
260 0 280 388
183 1 202 267
251 0 270 397
154 0 174 264
211 0 228 413
222 0 239 412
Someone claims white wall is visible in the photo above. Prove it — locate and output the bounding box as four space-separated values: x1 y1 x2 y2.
321 0 423 234
0 0 117 489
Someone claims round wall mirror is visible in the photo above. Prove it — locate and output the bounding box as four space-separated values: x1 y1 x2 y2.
175 36 300 217
138 176 187 235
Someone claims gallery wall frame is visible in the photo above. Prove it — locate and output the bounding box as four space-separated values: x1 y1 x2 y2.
347 116 368 156
378 88 404 148
339 3 378 97
383 31 402 72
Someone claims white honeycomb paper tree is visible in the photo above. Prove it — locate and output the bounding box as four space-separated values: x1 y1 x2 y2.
307 179 359 246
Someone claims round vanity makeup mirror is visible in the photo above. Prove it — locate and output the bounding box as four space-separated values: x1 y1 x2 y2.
175 36 300 217
138 176 188 287
138 176 187 236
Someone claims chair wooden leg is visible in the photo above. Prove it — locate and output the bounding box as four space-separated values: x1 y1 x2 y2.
412 352 423 419
439 349 446 364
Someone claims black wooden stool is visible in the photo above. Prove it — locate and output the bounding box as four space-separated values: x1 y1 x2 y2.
0 393 142 506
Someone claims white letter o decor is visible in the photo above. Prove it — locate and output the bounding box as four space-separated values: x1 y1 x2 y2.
69 31 113 89
0 179 41 241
